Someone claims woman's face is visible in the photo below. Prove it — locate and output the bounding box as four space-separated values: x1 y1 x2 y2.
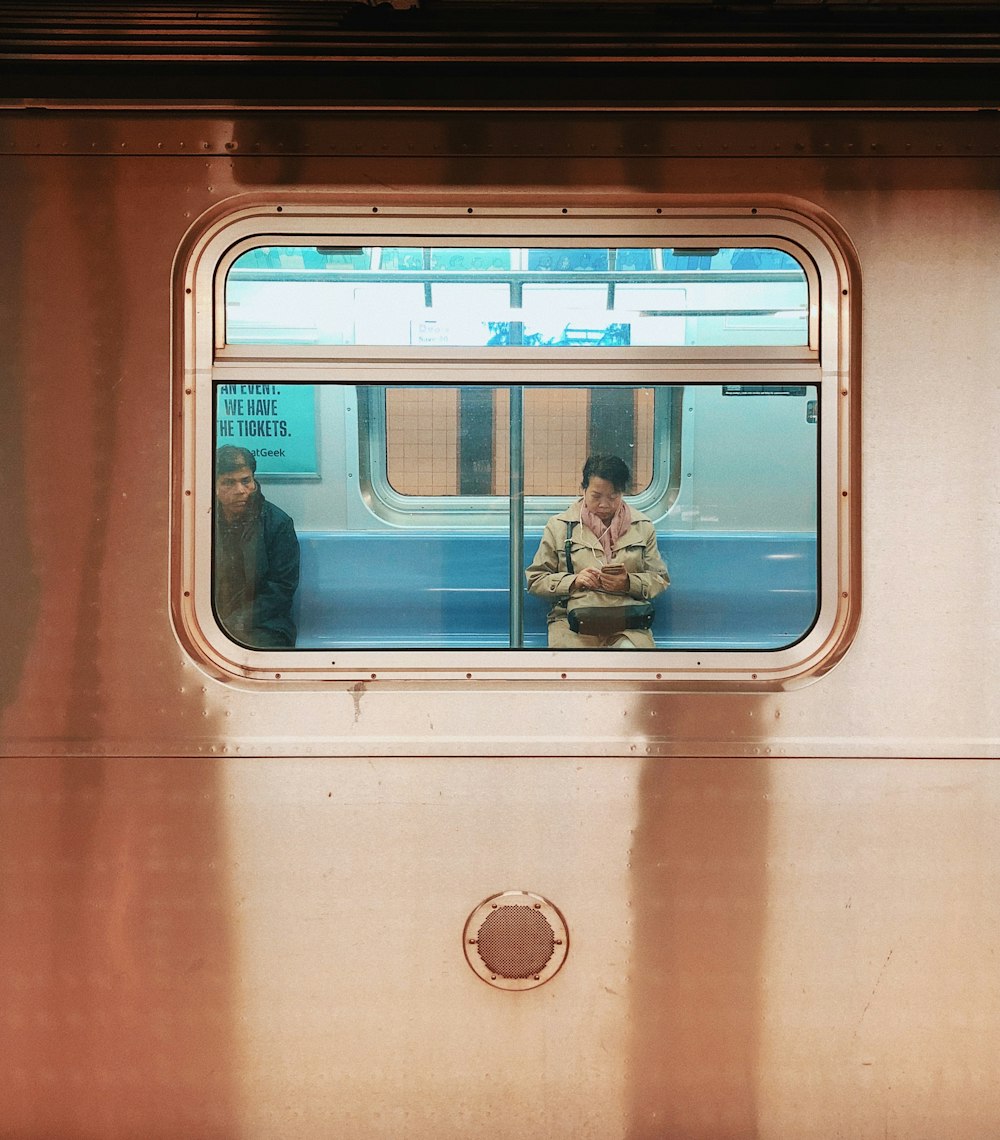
582 475 623 523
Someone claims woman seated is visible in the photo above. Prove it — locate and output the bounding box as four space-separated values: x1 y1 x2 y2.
526 454 670 648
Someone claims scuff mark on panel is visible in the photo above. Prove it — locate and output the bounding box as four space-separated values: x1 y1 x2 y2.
349 681 367 724
857 947 895 1029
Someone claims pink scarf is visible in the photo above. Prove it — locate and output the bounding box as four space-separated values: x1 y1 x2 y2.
580 499 632 563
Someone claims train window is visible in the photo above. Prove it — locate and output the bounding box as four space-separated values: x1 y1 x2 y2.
179 206 856 685
225 244 809 348
210 380 816 651
380 386 658 498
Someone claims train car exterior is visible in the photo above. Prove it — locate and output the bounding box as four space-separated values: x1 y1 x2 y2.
2 4 999 1138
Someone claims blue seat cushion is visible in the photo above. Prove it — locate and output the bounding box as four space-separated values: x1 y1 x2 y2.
291 530 817 650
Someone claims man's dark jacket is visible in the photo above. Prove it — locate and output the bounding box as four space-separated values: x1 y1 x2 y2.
215 488 299 647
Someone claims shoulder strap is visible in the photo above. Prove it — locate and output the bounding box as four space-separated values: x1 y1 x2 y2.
564 520 574 574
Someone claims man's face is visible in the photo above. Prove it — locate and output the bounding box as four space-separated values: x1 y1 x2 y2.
216 466 256 521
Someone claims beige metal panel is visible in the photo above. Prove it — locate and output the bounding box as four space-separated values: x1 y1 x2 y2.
0 136 997 759
0 151 207 754
225 756 633 1138
626 756 1000 1139
0 756 240 1139
755 758 1000 1140
773 183 1000 757
7 754 999 1137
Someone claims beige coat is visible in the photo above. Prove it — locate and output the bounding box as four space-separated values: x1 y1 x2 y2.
525 500 670 648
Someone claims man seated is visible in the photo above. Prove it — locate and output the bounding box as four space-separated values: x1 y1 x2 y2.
214 445 300 648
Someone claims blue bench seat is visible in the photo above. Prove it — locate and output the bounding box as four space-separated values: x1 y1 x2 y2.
292 530 817 650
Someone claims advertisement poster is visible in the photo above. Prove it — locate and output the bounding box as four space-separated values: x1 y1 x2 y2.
216 383 318 476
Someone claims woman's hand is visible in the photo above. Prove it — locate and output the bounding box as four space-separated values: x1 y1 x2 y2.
572 567 603 592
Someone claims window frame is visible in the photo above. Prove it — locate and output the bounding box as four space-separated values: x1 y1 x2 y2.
359 382 681 528
174 202 858 689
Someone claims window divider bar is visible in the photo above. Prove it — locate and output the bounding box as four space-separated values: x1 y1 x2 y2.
213 345 820 367
509 386 525 650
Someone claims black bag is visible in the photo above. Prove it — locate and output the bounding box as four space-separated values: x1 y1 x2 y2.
567 602 655 636
562 520 655 636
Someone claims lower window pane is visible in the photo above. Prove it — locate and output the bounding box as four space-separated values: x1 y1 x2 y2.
213 382 819 652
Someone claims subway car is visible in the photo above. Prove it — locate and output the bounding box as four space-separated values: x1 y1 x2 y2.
1 2 999 1137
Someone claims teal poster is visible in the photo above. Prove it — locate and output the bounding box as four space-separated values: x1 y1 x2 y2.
216 384 317 476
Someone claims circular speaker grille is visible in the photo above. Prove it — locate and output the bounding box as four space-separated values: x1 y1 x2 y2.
477 905 554 978
463 892 569 990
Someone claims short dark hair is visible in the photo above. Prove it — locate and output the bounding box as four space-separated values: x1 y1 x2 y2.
581 454 630 493
216 445 256 476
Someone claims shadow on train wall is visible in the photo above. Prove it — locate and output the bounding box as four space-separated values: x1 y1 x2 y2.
0 154 41 729
626 699 771 1140
0 130 241 1137
0 759 243 1139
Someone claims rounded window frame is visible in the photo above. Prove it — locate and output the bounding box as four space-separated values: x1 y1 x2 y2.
173 199 859 690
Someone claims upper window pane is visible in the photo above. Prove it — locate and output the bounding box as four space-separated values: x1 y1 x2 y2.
225 245 809 347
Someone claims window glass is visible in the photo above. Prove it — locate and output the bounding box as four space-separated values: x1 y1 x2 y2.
385 386 657 496
526 248 610 271
225 245 809 347
212 383 818 653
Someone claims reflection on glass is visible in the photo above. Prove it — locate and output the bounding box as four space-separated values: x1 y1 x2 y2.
226 245 808 347
526 248 610 271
